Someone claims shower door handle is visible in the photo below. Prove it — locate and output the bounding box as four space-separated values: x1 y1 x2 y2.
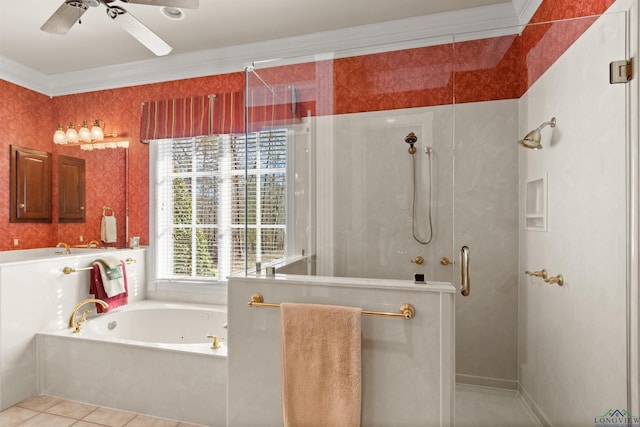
460 246 470 296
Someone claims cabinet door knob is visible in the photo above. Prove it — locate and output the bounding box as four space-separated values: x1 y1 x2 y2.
19 203 25 209
80 206 85 210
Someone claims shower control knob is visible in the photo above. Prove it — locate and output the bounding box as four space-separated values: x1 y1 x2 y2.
440 257 454 266
411 256 424 265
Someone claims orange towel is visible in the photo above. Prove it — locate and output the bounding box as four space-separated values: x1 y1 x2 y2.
281 303 362 427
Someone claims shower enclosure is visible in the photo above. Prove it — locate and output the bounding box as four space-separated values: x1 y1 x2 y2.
241 6 636 424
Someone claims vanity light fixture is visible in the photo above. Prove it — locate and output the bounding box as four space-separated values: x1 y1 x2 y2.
53 119 119 145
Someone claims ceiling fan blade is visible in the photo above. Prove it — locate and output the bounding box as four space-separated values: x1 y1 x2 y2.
113 10 173 56
121 0 198 8
40 1 89 35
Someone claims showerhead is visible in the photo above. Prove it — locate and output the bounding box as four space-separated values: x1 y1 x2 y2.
519 117 556 150
405 132 418 154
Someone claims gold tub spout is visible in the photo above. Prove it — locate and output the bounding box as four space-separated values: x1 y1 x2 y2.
56 242 71 255
69 298 109 333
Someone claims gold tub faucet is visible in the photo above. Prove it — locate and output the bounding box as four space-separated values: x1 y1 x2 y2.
69 299 109 333
56 242 71 254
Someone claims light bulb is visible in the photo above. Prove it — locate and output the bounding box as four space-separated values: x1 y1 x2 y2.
78 121 91 142
66 123 79 143
53 124 67 144
90 120 104 141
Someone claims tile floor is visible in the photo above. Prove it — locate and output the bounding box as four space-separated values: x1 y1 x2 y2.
0 395 205 427
1 385 541 427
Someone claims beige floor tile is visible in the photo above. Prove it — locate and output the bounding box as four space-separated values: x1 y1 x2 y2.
176 423 207 427
0 406 39 427
46 400 97 419
15 395 62 412
16 412 76 427
82 407 136 427
125 414 179 427
71 421 109 427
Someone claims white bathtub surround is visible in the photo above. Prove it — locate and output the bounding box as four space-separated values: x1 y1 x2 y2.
0 247 146 411
37 300 227 426
518 10 628 425
227 274 455 426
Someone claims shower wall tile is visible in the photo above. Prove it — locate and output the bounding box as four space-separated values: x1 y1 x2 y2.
330 106 454 284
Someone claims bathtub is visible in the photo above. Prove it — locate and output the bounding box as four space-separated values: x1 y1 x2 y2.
37 300 227 426
0 247 146 411
0 246 105 263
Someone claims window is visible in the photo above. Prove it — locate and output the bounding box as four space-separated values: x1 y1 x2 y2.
152 129 288 283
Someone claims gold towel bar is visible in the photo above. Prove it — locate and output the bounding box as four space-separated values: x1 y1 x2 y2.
63 258 136 275
248 293 416 320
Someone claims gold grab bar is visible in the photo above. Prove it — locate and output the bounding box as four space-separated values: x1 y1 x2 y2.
63 257 136 275
460 246 470 296
248 293 416 320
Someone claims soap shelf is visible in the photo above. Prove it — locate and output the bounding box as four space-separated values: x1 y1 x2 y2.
525 175 547 231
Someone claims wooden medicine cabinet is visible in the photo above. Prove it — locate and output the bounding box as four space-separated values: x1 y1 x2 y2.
58 155 86 223
10 145 53 223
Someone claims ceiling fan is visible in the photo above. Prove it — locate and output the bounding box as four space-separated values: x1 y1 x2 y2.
40 0 199 56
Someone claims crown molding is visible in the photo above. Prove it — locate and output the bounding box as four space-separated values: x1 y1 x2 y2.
511 0 543 25
0 56 53 96
0 1 538 97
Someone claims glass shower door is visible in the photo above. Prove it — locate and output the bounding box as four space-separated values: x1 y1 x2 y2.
452 11 631 424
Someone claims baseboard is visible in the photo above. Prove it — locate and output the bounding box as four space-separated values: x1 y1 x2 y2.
519 384 553 427
456 373 519 390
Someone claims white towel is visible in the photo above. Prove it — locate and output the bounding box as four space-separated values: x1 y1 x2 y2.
101 215 117 243
94 256 126 297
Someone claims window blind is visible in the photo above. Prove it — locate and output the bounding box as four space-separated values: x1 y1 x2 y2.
155 129 287 282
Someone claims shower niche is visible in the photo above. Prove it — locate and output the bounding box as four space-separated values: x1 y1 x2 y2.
525 175 547 231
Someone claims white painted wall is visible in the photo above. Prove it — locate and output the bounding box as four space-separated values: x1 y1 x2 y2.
518 11 628 425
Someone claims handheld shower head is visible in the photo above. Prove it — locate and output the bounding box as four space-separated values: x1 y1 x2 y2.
405 132 418 154
519 117 556 150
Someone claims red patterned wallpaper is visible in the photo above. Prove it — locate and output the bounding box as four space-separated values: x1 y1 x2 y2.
0 0 616 251
51 74 245 250
0 80 57 250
